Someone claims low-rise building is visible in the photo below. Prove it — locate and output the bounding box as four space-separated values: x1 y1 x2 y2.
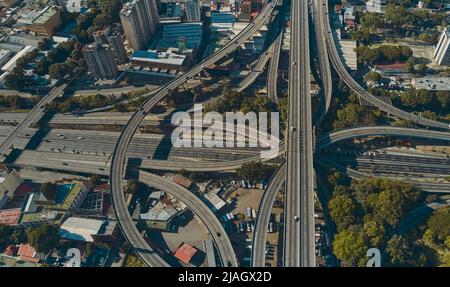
59 217 117 242
0 0 18 8
203 190 226 213
140 201 181 230
411 77 450 91
172 174 193 190
131 49 189 72
174 242 198 265
0 208 21 226
158 22 203 50
19 180 89 227
0 164 23 209
140 192 187 231
17 243 47 263
24 6 61 37
366 0 387 14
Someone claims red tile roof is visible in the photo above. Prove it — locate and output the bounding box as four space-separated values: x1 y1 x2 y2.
18 244 39 263
174 243 197 264
0 208 21 226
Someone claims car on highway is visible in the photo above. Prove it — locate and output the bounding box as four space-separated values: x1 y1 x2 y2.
290 126 296 132
294 216 300 222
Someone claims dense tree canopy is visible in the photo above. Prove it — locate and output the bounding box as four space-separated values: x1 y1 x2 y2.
236 162 276 183
427 207 450 242
333 103 378 129
386 235 414 266
333 230 368 267
328 193 357 231
27 224 60 253
355 45 413 65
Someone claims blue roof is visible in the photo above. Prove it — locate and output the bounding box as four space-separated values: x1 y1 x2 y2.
55 183 74 205
211 12 236 23
132 50 158 59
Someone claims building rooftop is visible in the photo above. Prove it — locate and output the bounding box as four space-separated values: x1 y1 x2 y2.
411 77 450 91
140 201 180 222
131 50 187 66
174 243 198 264
0 208 21 225
17 243 46 263
59 217 104 242
33 6 57 25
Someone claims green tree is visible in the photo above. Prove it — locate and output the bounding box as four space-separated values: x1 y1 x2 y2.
328 193 357 231
11 228 28 245
89 175 102 186
49 63 69 80
361 12 384 29
400 89 433 109
427 207 450 242
436 91 450 109
333 229 368 267
236 162 275 183
363 219 386 247
333 103 378 129
27 224 60 253
0 224 11 245
386 235 414 266
364 71 382 84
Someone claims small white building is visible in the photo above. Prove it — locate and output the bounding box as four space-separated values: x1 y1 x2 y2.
366 0 387 14
59 217 104 242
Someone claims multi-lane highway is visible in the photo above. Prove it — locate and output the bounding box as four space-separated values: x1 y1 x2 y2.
322 152 450 176
109 0 280 267
12 149 281 174
316 126 450 150
284 0 315 267
0 84 67 160
267 32 283 103
312 0 332 126
315 156 450 193
317 0 450 130
236 50 272 93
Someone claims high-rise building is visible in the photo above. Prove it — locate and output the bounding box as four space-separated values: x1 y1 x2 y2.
434 27 450 66
93 28 128 65
120 0 159 51
83 44 119 79
185 0 201 22
366 0 387 14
